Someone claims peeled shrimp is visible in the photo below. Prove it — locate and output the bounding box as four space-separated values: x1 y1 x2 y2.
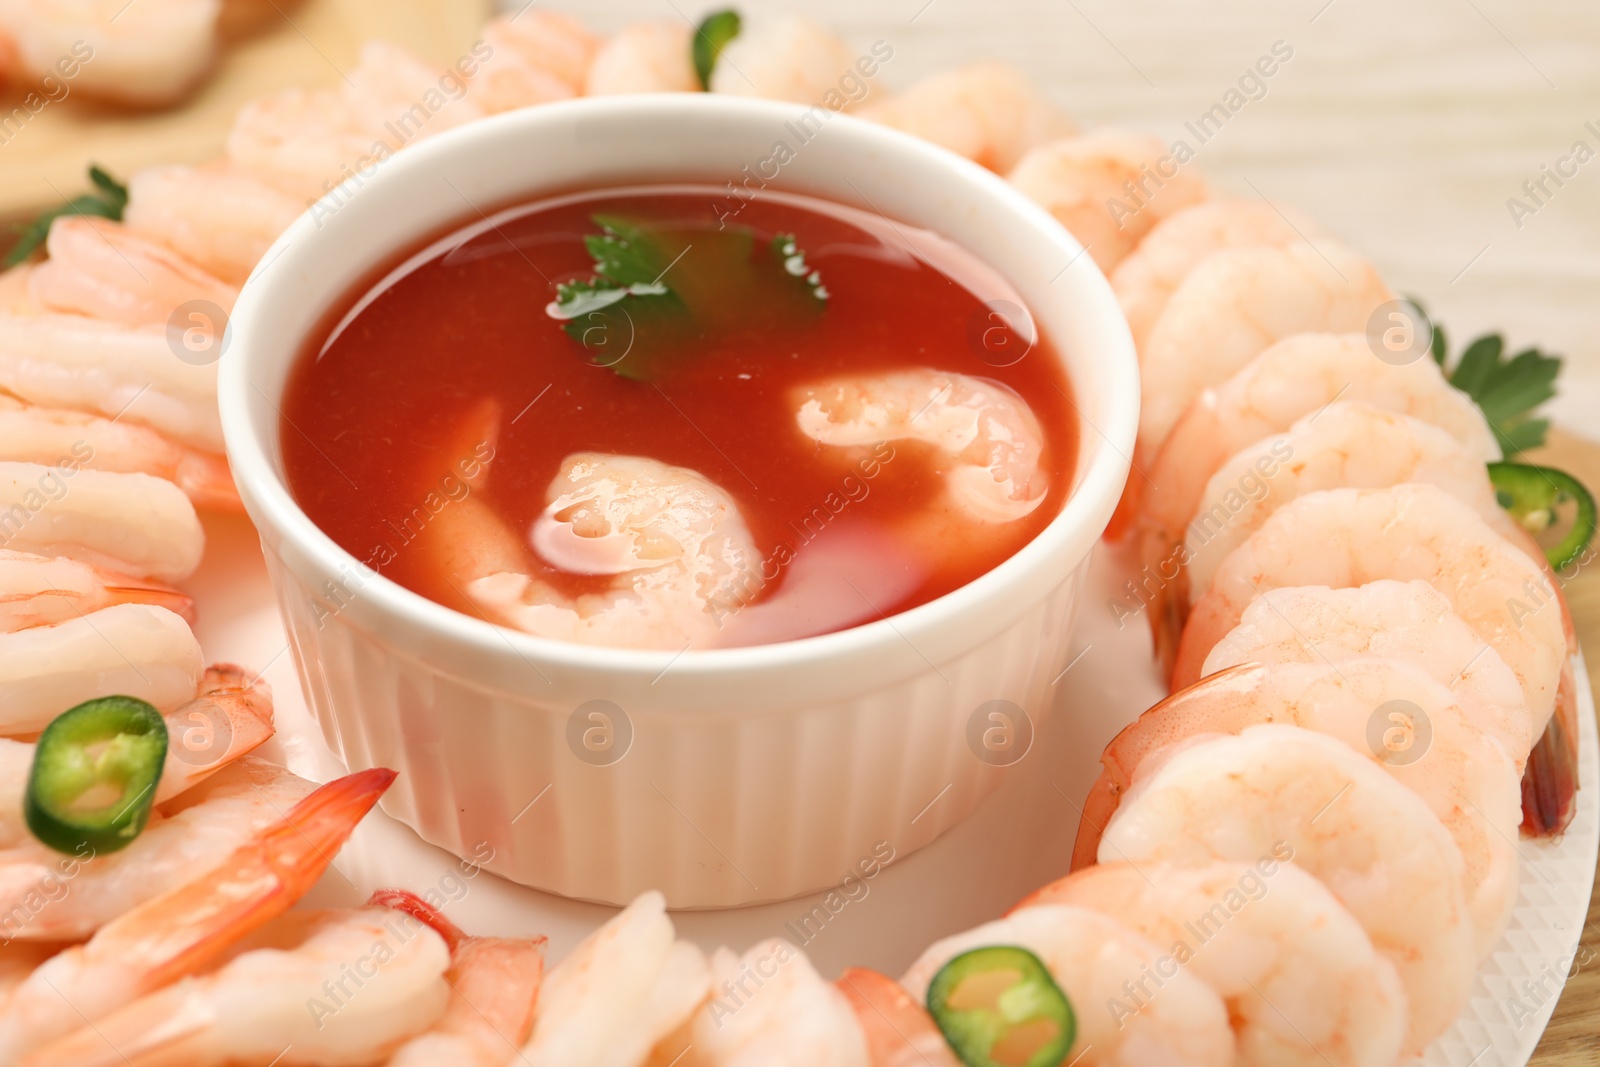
1076 659 1521 959
0 550 191 630
0 264 36 314
684 939 869 1067
1111 199 1323 352
0 463 202 581
1007 130 1208 272
519 890 709 1065
794 370 1047 523
1100 724 1474 1052
0 603 201 734
0 0 219 106
1138 243 1392 454
0 310 222 451
228 86 386 202
1201 581 1535 768
1018 860 1407 1067
0 758 317 942
0 393 236 509
344 41 485 142
585 21 698 95
372 889 546 1067
468 11 597 113
709 17 857 106
123 162 304 286
30 904 449 1066
900 904 1235 1067
860 62 1077 173
465 453 760 650
1184 402 1516 608
1175 484 1568 742
29 217 238 329
835 968 959 1067
0 766 393 1061
0 664 272 849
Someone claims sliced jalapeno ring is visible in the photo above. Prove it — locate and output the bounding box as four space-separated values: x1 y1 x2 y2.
1488 461 1598 571
927 945 1075 1067
25 696 168 856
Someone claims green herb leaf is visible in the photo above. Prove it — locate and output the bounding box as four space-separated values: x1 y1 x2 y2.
772 232 828 303
586 214 678 289
4 164 128 269
692 9 742 91
1433 325 1562 457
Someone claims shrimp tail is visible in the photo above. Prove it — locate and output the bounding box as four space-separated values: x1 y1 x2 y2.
1104 476 1142 541
1521 662 1580 837
155 665 277 803
174 451 242 512
837 967 960 1067
367 887 468 952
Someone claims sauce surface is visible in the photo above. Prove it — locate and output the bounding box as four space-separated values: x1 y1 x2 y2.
281 185 1079 647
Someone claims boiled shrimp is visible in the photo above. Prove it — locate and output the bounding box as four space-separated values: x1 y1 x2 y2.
1074 659 1521 959
1174 484 1569 744
683 939 869 1067
1099 724 1473 1053
835 967 959 1067
344 40 485 141
519 890 710 1065
227 86 384 202
29 904 449 1066
463 453 761 650
0 757 317 942
900 903 1235 1067
0 603 201 735
29 217 239 329
709 16 857 106
1017 860 1407 1067
123 162 304 286
0 310 222 451
585 21 698 95
0 463 203 582
793 370 1047 523
371 888 546 1067
0 264 36 313
0 393 237 510
859 62 1078 173
0 550 192 630
1137 243 1392 455
1006 129 1209 272
0 0 219 106
1110 198 1324 352
0 766 394 1061
468 11 598 113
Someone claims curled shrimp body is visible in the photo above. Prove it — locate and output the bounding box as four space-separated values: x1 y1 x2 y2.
1137 243 1392 456
228 87 383 202
685 940 870 1067
1111 199 1324 352
519 891 709 1065
466 452 760 650
1007 130 1209 272
860 63 1077 173
0 550 192 631
0 766 393 1061
793 370 1047 523
29 217 239 329
1099 724 1474 1053
0 0 219 106
1175 484 1568 743
1075 659 1521 960
585 22 698 95
836 968 959 1067
710 17 857 106
1017 860 1407 1067
123 162 304 287
30 905 450 1066
900 904 1235 1067
468 12 597 113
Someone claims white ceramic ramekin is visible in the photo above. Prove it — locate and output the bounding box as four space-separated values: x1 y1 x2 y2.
221 95 1137 908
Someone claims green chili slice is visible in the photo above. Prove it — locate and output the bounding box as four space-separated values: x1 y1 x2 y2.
25 696 167 855
926 945 1075 1067
1488 461 1597 571
692 9 742 90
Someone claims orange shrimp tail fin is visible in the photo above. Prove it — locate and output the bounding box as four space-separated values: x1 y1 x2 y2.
1009 874 1073 915
128 767 396 991
837 967 959 1067
1104 474 1142 542
175 452 243 512
1521 663 1580 837
367 887 469 952
103 574 197 626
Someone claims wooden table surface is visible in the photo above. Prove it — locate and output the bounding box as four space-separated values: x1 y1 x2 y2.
0 0 1594 1060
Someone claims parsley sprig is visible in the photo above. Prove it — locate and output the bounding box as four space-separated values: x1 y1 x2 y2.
692 10 742 90
546 214 680 339
4 165 128 269
773 233 829 303
1430 322 1560 456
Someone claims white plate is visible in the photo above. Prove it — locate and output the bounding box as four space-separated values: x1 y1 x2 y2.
191 510 1598 1065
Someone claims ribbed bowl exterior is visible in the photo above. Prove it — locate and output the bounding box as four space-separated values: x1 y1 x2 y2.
267 543 1085 906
